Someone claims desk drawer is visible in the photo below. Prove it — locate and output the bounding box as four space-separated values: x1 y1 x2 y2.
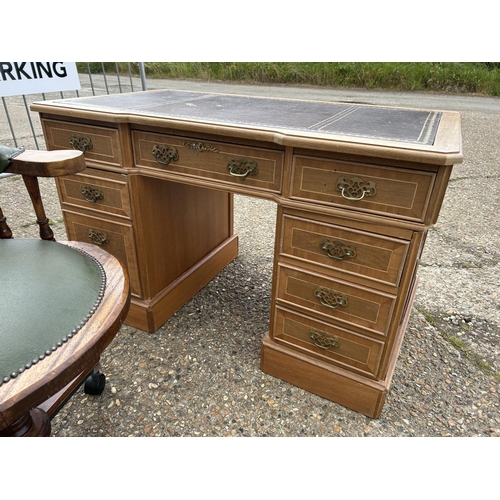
63 211 141 297
273 307 384 378
57 168 131 218
276 264 396 335
42 119 123 167
132 131 283 194
280 213 409 287
291 155 436 222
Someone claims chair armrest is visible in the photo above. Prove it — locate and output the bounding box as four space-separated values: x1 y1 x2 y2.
4 149 86 177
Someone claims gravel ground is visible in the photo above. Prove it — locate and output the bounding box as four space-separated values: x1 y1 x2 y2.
1 82 498 440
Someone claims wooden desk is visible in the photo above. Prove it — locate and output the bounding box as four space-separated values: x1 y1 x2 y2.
31 90 463 417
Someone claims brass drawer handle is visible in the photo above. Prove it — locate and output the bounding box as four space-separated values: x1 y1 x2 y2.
81 185 104 203
309 328 340 350
152 144 179 166
88 228 109 246
70 134 93 152
336 176 376 201
227 158 258 179
314 286 348 309
320 238 356 260
183 141 219 155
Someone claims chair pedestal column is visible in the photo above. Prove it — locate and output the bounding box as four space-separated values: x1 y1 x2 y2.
0 408 51 437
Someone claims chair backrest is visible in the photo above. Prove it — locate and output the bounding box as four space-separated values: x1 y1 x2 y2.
0 147 85 240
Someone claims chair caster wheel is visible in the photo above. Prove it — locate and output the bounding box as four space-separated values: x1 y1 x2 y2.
84 371 106 395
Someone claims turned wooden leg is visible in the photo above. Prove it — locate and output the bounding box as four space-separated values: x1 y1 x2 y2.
0 408 51 437
22 174 55 241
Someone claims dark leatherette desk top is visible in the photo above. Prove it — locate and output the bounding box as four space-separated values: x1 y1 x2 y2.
32 89 463 165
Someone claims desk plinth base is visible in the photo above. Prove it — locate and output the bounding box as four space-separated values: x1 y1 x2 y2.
261 334 389 418
125 235 239 332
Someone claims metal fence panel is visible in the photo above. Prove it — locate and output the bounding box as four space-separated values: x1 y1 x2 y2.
0 62 147 154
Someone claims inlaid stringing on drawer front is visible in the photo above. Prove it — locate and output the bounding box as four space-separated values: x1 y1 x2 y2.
291 155 436 222
273 307 384 377
43 120 122 166
277 265 396 335
132 131 284 193
58 170 131 218
281 214 410 287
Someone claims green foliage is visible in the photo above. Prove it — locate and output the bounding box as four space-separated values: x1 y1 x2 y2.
77 62 500 96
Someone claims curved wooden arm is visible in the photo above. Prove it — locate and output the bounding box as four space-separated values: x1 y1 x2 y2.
1 149 86 240
5 149 86 177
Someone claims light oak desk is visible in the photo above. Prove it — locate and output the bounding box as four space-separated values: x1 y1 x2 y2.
31 90 463 417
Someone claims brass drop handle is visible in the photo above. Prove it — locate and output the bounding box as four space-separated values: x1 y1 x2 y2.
152 144 179 166
81 185 104 203
320 238 356 261
70 134 93 152
309 328 340 350
336 176 376 201
88 228 109 246
227 158 258 179
314 286 348 309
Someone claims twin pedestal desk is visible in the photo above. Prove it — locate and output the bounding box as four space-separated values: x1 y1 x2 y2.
31 90 463 417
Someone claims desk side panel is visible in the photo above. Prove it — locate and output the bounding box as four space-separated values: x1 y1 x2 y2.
129 174 234 299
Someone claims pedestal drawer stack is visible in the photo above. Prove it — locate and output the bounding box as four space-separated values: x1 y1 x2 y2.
43 119 143 297
261 152 449 417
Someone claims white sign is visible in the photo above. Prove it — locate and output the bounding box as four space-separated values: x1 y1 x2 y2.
0 62 81 97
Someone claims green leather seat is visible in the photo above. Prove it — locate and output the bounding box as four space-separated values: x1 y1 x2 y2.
0 239 106 386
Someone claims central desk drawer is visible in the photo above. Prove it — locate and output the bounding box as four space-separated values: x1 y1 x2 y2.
57 168 131 218
280 213 410 287
276 264 396 335
42 119 123 167
291 155 436 222
132 131 284 194
273 307 384 378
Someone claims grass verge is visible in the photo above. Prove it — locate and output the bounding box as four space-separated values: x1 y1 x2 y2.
415 305 500 381
78 62 500 96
